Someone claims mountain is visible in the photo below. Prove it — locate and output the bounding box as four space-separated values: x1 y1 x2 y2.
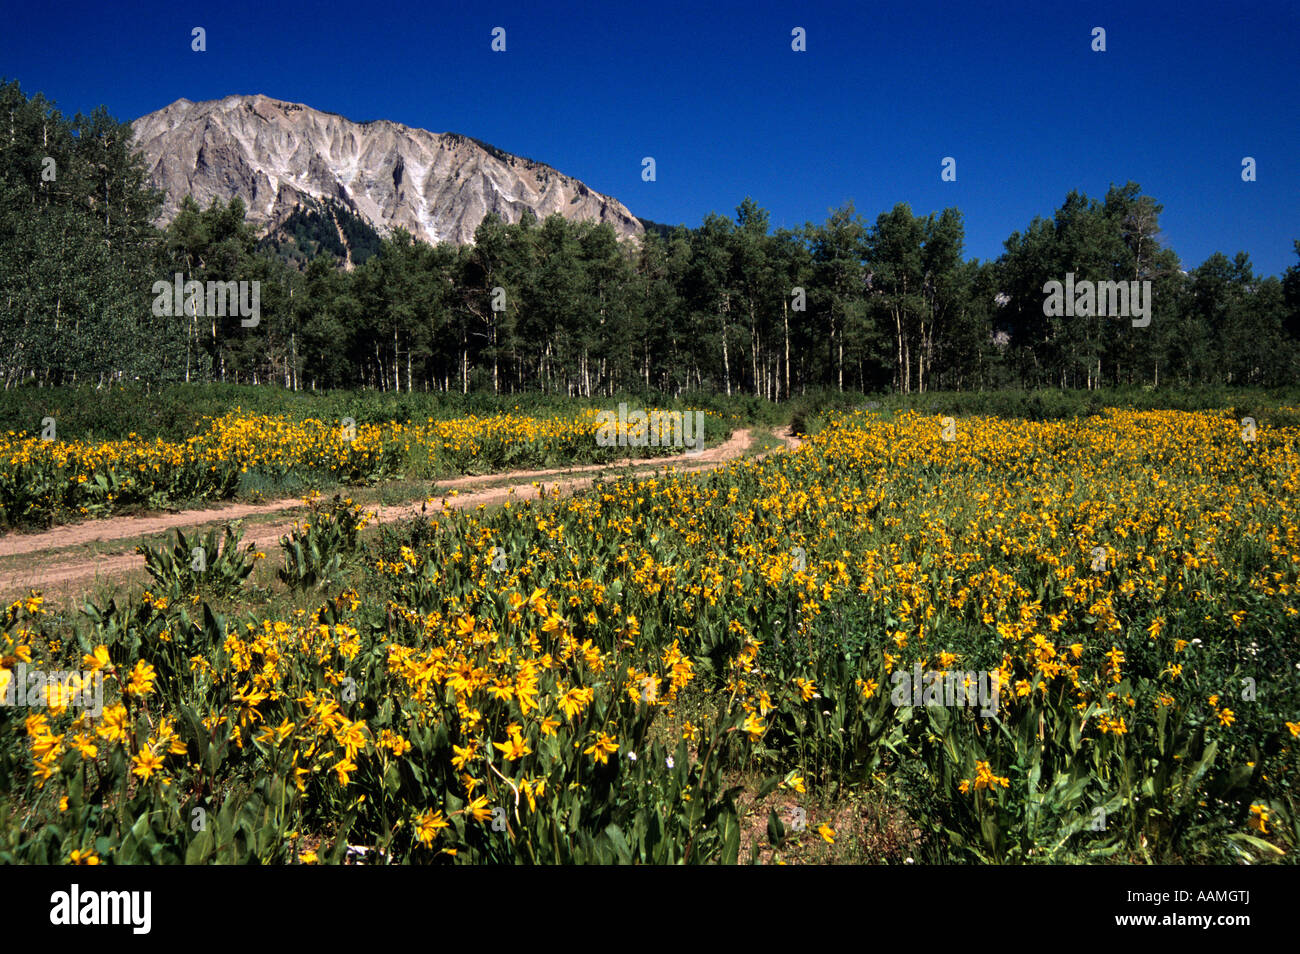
129 94 644 246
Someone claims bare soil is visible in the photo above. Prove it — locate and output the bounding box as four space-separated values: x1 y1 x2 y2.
0 426 800 602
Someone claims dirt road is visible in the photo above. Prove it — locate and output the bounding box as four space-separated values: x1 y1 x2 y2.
0 426 800 601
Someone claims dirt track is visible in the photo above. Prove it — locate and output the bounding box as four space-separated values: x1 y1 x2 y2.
0 426 799 601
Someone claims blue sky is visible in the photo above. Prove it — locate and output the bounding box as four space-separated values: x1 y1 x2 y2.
5 0 1297 275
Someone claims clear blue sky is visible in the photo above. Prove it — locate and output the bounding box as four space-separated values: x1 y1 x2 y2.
5 0 1297 275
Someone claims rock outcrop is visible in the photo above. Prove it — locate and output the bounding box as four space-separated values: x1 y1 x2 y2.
130 94 643 245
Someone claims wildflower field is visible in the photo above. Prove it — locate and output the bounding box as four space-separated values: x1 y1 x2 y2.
2 401 1299 864
0 405 729 529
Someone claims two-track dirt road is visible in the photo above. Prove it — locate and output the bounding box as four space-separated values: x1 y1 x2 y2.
0 426 800 602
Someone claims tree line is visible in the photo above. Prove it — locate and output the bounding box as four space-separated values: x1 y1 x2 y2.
4 80 1298 396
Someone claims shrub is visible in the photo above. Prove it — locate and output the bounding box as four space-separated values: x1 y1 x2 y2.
278 494 370 591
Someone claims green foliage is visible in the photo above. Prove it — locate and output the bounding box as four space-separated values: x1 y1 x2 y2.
278 495 368 590
259 197 381 268
0 80 176 387
0 382 768 444
137 524 260 600
5 83 1299 399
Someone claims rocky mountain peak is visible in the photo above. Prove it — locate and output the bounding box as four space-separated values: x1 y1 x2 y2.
129 94 643 245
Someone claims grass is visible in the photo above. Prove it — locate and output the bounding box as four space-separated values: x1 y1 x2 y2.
6 389 1296 865
0 382 775 443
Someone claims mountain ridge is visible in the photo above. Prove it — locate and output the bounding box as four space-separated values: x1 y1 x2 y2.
129 94 644 246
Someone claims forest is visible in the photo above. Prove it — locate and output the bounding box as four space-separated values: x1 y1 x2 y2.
3 80 1298 398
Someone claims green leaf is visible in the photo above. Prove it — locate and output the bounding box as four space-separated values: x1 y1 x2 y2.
186 828 214 864
1228 832 1284 856
754 774 783 800
766 807 786 848
603 823 634 863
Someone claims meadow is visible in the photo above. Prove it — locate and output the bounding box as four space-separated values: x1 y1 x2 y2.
0 386 736 530
1 389 1298 864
